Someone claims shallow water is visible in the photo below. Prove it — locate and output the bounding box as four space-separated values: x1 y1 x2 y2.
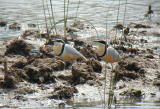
0 0 160 38
0 0 160 108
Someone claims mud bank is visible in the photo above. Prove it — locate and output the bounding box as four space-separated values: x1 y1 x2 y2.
0 21 160 108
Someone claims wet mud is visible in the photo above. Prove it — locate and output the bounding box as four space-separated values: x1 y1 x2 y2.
0 20 160 107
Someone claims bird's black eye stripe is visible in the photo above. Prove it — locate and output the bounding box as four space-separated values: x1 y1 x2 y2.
57 40 65 56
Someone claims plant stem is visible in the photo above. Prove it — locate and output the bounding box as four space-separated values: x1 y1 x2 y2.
75 0 80 21
64 0 67 38
66 0 70 24
123 0 128 41
103 64 107 109
42 0 49 38
50 0 58 35
46 0 53 34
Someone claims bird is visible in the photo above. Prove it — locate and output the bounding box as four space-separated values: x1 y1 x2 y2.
93 40 121 63
51 39 87 61
93 40 121 108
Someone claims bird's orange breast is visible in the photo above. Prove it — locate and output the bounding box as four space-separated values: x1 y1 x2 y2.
61 52 80 61
102 53 119 63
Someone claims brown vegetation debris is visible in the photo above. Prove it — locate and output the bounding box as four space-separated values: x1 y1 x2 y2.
145 54 154 59
0 20 7 27
6 68 28 82
24 65 55 83
21 30 39 39
86 58 102 72
153 80 160 87
20 58 65 83
87 80 102 86
48 85 78 99
13 95 27 101
113 24 124 30
9 22 21 30
129 22 151 29
140 39 148 43
11 58 27 69
71 62 96 85
74 39 85 46
114 46 139 54
56 72 72 82
50 59 66 71
120 89 142 97
114 59 146 81
39 45 54 58
70 20 86 30
5 40 31 56
120 60 146 74
74 40 99 59
15 87 37 95
80 46 99 59
0 76 17 89
66 26 79 33
32 58 65 71
133 23 151 28
28 23 36 28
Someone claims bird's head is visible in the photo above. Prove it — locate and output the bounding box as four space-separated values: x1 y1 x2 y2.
93 40 108 57
53 39 64 46
93 40 108 48
44 39 65 56
52 39 65 55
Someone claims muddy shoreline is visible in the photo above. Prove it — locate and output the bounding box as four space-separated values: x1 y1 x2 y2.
0 20 160 108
